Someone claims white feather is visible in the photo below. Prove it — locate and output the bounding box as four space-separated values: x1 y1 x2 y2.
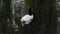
21 15 33 26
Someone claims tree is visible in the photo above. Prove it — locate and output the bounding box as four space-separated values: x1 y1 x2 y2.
0 0 11 34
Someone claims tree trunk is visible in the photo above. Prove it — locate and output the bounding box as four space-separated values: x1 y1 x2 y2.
1 0 11 34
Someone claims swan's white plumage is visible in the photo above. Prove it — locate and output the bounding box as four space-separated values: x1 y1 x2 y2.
21 15 33 26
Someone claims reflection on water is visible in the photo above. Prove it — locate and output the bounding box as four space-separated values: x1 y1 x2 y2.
57 17 60 34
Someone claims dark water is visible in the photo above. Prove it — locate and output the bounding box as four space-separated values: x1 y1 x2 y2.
57 17 60 34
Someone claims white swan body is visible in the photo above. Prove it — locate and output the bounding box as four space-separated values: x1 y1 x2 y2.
21 15 33 26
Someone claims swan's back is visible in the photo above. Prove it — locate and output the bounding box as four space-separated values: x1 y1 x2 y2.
21 15 33 22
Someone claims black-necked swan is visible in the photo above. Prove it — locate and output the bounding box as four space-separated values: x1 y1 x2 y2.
21 8 34 26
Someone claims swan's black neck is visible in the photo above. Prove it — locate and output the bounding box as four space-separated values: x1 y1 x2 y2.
28 8 33 15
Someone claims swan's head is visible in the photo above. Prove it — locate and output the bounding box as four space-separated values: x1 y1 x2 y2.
28 8 33 15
